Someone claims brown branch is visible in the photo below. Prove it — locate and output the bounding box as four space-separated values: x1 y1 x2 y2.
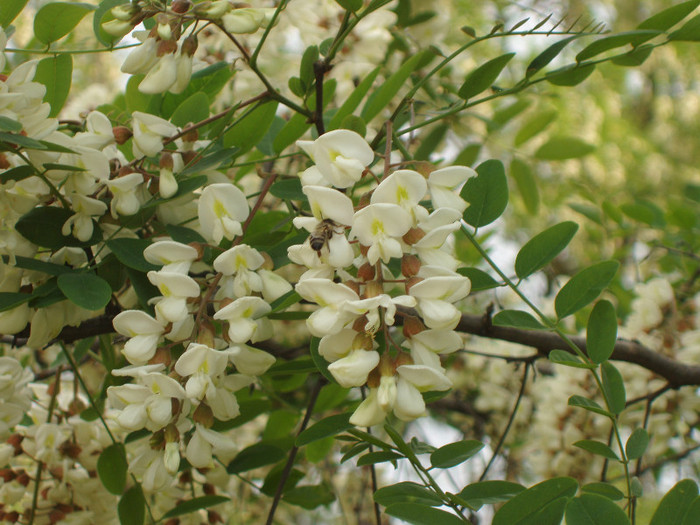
456 312 700 387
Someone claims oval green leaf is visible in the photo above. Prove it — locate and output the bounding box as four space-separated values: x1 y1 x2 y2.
282 484 335 509
374 482 443 507
118 484 145 525
162 496 230 519
226 443 286 474
34 2 95 44
170 92 210 128
385 503 464 525
106 238 159 273
568 395 612 418
601 361 626 415
535 137 596 160
458 480 525 508
430 440 484 469
640 0 700 32
576 30 661 61
0 0 29 27
587 300 617 364
461 159 508 228
356 450 403 466
625 428 649 460
549 350 595 369
15 206 102 249
515 221 579 279
459 53 515 100
457 267 500 291
493 477 578 525
492 310 545 330
510 158 539 215
546 63 596 86
296 412 352 446
57 272 112 311
566 494 630 525
97 443 127 495
681 496 700 525
555 260 619 319
650 479 699 525
526 36 583 77
33 54 73 118
581 482 625 501
573 439 619 460
514 109 557 146
669 13 700 41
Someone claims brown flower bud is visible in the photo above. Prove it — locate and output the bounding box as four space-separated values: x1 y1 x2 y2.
150 346 172 367
357 262 375 281
150 430 165 450
394 352 413 367
49 509 67 524
58 440 82 459
351 315 368 333
402 315 425 339
193 403 214 428
16 471 30 486
357 192 371 209
203 482 216 495
343 280 361 296
4 512 19 523
366 368 380 388
0 468 15 482
112 126 133 144
171 0 192 13
171 397 181 417
7 434 23 454
182 125 199 143
67 397 86 416
197 320 216 348
179 470 192 484
181 34 198 57
157 39 178 57
208 510 223 523
363 280 383 299
182 150 198 166
352 332 374 351
404 276 423 294
401 254 421 277
164 423 180 443
0 153 10 170
359 244 369 257
402 227 426 245
159 151 174 170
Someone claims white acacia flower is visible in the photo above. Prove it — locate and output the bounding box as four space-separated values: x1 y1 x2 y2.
427 166 475 212
198 183 249 244
147 271 200 323
227 344 276 376
121 36 159 75
412 222 460 271
113 310 166 365
139 53 178 94
222 7 265 33
144 240 199 274
175 343 229 400
213 296 271 343
132 112 177 158
343 293 416 332
214 244 264 295
393 364 452 421
405 329 462 370
62 194 107 242
295 279 362 337
349 389 388 427
186 425 237 469
328 349 379 388
106 172 144 218
409 274 470 329
129 447 172 493
297 130 374 189
371 169 428 220
350 203 413 264
75 111 115 150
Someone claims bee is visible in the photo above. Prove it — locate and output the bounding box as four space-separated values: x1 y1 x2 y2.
309 219 341 257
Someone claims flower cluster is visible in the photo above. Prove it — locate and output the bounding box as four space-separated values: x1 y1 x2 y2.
289 130 474 426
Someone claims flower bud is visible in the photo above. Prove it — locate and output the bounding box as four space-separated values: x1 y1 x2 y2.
197 320 216 348
58 440 82 459
343 280 361 296
150 430 165 450
367 368 380 388
164 423 180 443
401 254 421 277
352 315 369 333
196 0 231 18
16 471 30 486
156 14 173 40
404 276 423 294
394 352 413 367
150 346 172 367
352 332 374 351
182 150 198 165
363 280 383 299
171 0 192 14
157 39 178 57
112 4 140 21
359 244 369 257
159 151 174 170
402 315 425 338
112 126 133 144
357 262 375 281
0 153 9 170
402 227 426 245
181 34 198 57
102 19 134 37
193 403 214 428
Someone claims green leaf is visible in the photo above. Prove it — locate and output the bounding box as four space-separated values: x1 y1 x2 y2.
650 480 699 525
170 92 210 128
299 45 319 91
569 202 603 224
224 101 278 153
514 109 557 146
611 44 654 67
430 440 484 469
535 137 596 160
458 53 515 100
458 480 525 508
621 200 666 227
361 49 434 122
515 221 578 279
374 482 443 507
335 0 363 11
356 450 404 466
106 238 158 273
414 124 448 161
296 413 352 446
566 494 630 525
601 361 626 415
581 482 625 501
492 310 545 330
118 484 145 525
568 395 612 418
165 225 206 244
526 36 582 77
97 443 127 495
461 159 508 228
93 0 128 46
328 66 381 130
58 273 112 310
492 477 578 525
273 113 311 153
490 99 531 129
15 207 102 249
309 336 336 384
282 484 335 509
554 260 619 319
510 158 539 215
0 131 49 151
681 497 700 525
549 350 595 369
34 2 95 44
640 0 700 32
34 54 72 118
587 300 617 364
180 149 237 176
669 14 700 41
1 165 35 184
457 267 499 291
625 428 649 460
227 443 286 473
161 496 229 519
0 292 32 313
576 31 661 61
546 63 596 86
125 268 158 313
573 439 619 460
0 0 29 27
385 503 464 525
270 178 304 201
0 116 23 133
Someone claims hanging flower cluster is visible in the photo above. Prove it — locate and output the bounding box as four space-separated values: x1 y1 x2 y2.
289 130 474 426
